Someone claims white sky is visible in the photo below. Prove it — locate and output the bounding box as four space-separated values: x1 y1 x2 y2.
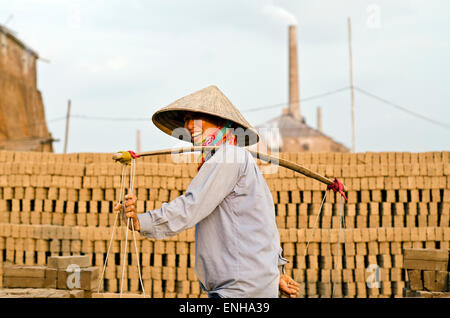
2 0 449 153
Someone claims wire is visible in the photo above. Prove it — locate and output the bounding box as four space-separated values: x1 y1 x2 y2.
69 114 152 121
354 86 450 131
242 86 350 113
38 86 448 132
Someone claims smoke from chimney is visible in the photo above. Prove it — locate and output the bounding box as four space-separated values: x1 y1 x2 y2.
262 2 298 25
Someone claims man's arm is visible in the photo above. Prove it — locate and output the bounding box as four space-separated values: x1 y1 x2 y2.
121 147 245 238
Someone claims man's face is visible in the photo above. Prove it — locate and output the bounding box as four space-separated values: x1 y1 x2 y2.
183 112 221 144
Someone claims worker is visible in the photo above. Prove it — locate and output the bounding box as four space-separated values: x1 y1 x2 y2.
115 86 299 298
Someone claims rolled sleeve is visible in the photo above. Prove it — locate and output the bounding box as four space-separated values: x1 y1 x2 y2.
278 248 289 274
137 212 159 238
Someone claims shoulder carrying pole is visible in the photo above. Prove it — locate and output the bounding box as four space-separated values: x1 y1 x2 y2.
112 147 344 191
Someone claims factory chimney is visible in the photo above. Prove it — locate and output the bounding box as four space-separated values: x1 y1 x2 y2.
283 25 301 121
317 106 323 133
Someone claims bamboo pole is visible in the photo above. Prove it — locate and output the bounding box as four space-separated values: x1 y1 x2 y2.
112 146 338 188
348 17 356 153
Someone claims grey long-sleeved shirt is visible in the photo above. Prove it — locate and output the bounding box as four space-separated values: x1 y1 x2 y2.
137 144 287 298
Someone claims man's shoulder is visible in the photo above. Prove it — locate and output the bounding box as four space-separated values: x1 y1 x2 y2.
209 145 251 165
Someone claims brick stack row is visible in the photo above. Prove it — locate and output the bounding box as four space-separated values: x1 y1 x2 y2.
0 150 448 298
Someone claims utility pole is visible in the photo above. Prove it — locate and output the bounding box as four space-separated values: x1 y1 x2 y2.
136 129 141 153
348 17 356 153
64 99 71 154
317 106 323 133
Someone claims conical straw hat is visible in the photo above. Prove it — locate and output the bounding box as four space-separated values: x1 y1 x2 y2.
152 85 259 146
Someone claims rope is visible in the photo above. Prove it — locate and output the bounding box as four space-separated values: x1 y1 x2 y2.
119 159 146 298
293 178 347 298
294 191 328 284
97 157 145 297
129 159 146 297
96 164 127 293
332 194 345 298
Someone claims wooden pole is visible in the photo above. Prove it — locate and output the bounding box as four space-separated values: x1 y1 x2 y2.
348 17 356 153
136 130 141 153
112 146 339 188
63 99 71 154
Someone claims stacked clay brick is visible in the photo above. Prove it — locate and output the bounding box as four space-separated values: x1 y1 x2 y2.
0 150 448 298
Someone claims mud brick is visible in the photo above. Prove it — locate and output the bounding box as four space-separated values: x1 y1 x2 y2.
360 177 369 190
382 190 394 203
331 216 341 229
301 191 311 203
343 256 355 269
391 177 400 189
404 248 449 271
23 187 35 200
355 282 367 298
306 269 319 282
342 269 354 283
390 215 403 228
343 242 355 256
44 268 57 288
424 241 437 249
423 271 449 292
415 214 427 227
379 281 392 296
378 255 391 268
354 256 365 269
376 242 389 255
425 227 436 241
376 228 387 242
290 190 301 203
361 228 378 242
3 265 47 278
429 202 439 216
306 243 320 256
392 203 405 218
389 268 402 282
57 267 99 291
176 242 189 255
392 228 402 242
306 282 318 296
407 269 423 291
344 216 355 228
356 203 369 216
390 242 402 255
355 242 367 255
364 241 377 255
426 214 439 228
3 276 45 288
380 215 391 228
48 255 90 269
354 216 367 229
369 190 381 202
418 228 427 241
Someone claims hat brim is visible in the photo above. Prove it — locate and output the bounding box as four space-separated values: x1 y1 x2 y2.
152 108 260 147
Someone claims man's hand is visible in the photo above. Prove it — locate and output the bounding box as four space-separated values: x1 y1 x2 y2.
279 274 300 298
114 193 140 231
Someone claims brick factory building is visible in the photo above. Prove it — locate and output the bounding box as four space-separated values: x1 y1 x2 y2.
0 24 54 152
256 26 349 153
